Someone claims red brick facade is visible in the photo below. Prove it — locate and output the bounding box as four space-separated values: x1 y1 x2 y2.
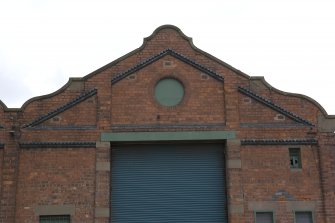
0 25 334 223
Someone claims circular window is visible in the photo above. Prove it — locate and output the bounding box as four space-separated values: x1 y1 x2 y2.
154 78 184 107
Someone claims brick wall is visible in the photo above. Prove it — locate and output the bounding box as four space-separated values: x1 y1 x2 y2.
241 145 324 222
318 133 335 222
111 54 225 127
0 25 334 223
15 148 96 223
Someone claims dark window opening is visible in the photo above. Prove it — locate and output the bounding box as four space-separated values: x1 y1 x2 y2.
40 215 70 223
255 211 274 223
295 211 313 223
290 148 302 169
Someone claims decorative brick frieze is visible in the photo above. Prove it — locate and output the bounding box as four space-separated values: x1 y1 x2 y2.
241 139 318 145
27 125 97 130
111 123 225 130
19 141 96 149
240 123 306 128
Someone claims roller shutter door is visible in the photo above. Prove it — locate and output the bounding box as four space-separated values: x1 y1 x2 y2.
111 143 227 223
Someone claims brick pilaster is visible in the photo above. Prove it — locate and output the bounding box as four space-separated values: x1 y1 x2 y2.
226 139 244 223
318 133 335 223
0 136 19 223
94 141 110 223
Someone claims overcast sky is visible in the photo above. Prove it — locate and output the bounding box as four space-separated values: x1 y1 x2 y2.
0 0 334 114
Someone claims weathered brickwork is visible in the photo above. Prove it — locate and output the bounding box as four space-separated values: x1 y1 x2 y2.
0 25 334 223
111 54 225 126
241 145 324 222
15 148 95 223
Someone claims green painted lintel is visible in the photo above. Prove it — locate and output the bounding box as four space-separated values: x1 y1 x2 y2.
101 131 235 142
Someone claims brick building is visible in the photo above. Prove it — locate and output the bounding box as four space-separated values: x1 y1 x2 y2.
0 25 334 223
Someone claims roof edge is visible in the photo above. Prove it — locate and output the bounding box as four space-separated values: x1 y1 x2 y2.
80 25 251 81
147 25 251 79
79 25 186 81
0 99 8 111
250 76 335 118
144 25 191 42
2 78 83 112
1 25 240 111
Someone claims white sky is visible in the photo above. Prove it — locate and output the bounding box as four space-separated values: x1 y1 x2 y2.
0 0 334 114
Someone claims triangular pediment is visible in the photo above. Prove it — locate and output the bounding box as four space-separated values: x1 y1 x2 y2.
238 86 314 126
22 88 97 128
111 49 224 84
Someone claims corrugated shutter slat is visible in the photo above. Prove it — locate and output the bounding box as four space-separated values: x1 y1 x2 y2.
111 144 227 223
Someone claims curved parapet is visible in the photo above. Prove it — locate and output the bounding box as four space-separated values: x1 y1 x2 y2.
19 78 84 111
0 99 10 111
80 24 251 81
0 100 6 129
0 78 83 111
249 76 335 132
144 25 250 79
0 25 333 133
317 116 335 133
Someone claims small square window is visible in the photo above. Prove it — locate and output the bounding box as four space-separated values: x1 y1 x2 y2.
40 215 70 223
295 211 313 223
255 211 274 223
290 148 302 169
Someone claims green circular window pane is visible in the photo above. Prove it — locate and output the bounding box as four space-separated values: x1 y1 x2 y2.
155 79 184 106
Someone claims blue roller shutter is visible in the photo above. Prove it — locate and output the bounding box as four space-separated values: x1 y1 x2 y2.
111 143 227 223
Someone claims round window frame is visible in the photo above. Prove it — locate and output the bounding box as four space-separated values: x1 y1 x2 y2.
154 77 185 107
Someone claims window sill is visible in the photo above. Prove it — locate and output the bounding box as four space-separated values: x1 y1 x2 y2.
290 168 302 172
